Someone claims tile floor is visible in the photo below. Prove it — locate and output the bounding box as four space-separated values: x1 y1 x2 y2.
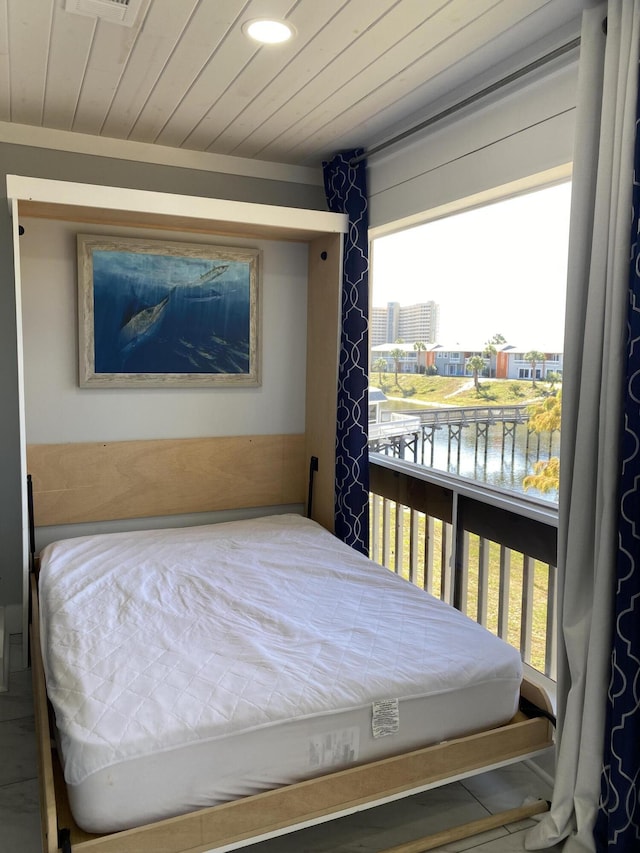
0 635 563 853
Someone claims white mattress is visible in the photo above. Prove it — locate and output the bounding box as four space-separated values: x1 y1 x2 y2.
38 513 523 834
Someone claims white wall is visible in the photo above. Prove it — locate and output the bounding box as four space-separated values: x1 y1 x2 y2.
20 217 309 443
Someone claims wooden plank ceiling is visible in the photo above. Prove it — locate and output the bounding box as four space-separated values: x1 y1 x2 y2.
0 0 586 167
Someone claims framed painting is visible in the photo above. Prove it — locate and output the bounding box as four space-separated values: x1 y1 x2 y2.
77 235 261 387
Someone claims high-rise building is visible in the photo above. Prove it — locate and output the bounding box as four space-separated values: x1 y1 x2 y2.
370 301 440 346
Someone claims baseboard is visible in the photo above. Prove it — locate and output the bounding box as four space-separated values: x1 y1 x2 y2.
3 603 23 635
524 755 555 789
0 604 26 684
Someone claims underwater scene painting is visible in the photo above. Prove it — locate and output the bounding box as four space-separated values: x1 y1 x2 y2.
79 237 260 386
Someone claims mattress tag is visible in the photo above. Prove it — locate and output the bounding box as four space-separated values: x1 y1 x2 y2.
308 727 360 769
372 698 400 738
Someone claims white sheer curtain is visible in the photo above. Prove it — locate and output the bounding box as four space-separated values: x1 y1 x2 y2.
526 2 640 851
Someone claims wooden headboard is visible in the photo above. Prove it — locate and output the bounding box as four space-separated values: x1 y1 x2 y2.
27 434 306 527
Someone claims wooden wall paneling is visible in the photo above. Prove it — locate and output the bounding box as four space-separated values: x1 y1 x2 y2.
305 232 342 531
27 434 305 527
10 177 348 541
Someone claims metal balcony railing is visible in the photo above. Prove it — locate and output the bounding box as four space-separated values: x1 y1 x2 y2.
369 453 558 680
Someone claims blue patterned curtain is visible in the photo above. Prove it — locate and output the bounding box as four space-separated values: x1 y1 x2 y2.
322 149 370 555
594 65 640 853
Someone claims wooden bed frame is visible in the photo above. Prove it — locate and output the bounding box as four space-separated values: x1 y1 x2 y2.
28 439 555 853
31 580 553 853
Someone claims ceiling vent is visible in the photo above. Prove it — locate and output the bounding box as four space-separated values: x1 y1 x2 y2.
63 0 144 27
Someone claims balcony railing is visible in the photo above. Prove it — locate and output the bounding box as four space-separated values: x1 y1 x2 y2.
369 453 558 680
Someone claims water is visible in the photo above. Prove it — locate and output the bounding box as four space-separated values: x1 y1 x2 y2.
375 421 560 503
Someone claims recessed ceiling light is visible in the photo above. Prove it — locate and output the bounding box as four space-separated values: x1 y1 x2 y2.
243 19 295 45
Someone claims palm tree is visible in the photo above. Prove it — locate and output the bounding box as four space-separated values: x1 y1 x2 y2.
466 354 486 392
390 347 404 386
547 370 562 390
482 342 497 378
373 357 387 385
413 340 426 373
524 350 545 387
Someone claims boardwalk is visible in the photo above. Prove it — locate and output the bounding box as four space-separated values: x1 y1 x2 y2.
369 404 559 499
405 404 530 427
369 404 530 442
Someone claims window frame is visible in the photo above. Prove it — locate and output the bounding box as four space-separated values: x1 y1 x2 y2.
368 171 570 509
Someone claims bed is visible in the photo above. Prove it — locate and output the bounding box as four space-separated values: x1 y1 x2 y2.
31 510 555 853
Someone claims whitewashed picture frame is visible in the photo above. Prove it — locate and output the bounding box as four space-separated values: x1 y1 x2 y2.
78 234 261 388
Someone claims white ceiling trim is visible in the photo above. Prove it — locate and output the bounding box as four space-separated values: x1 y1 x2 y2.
0 120 324 186
5 174 346 233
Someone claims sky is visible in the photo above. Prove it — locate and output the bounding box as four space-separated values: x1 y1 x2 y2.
371 182 572 350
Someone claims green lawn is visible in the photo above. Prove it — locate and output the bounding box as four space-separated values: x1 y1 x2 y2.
370 502 553 676
372 373 557 409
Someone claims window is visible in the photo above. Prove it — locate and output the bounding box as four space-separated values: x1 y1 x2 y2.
369 181 571 505
518 367 542 380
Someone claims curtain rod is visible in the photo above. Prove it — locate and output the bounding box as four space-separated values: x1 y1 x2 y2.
350 35 581 166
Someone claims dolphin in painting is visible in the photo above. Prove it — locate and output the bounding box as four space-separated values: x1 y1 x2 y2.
116 264 229 357
182 265 229 300
118 291 172 353
193 264 229 286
